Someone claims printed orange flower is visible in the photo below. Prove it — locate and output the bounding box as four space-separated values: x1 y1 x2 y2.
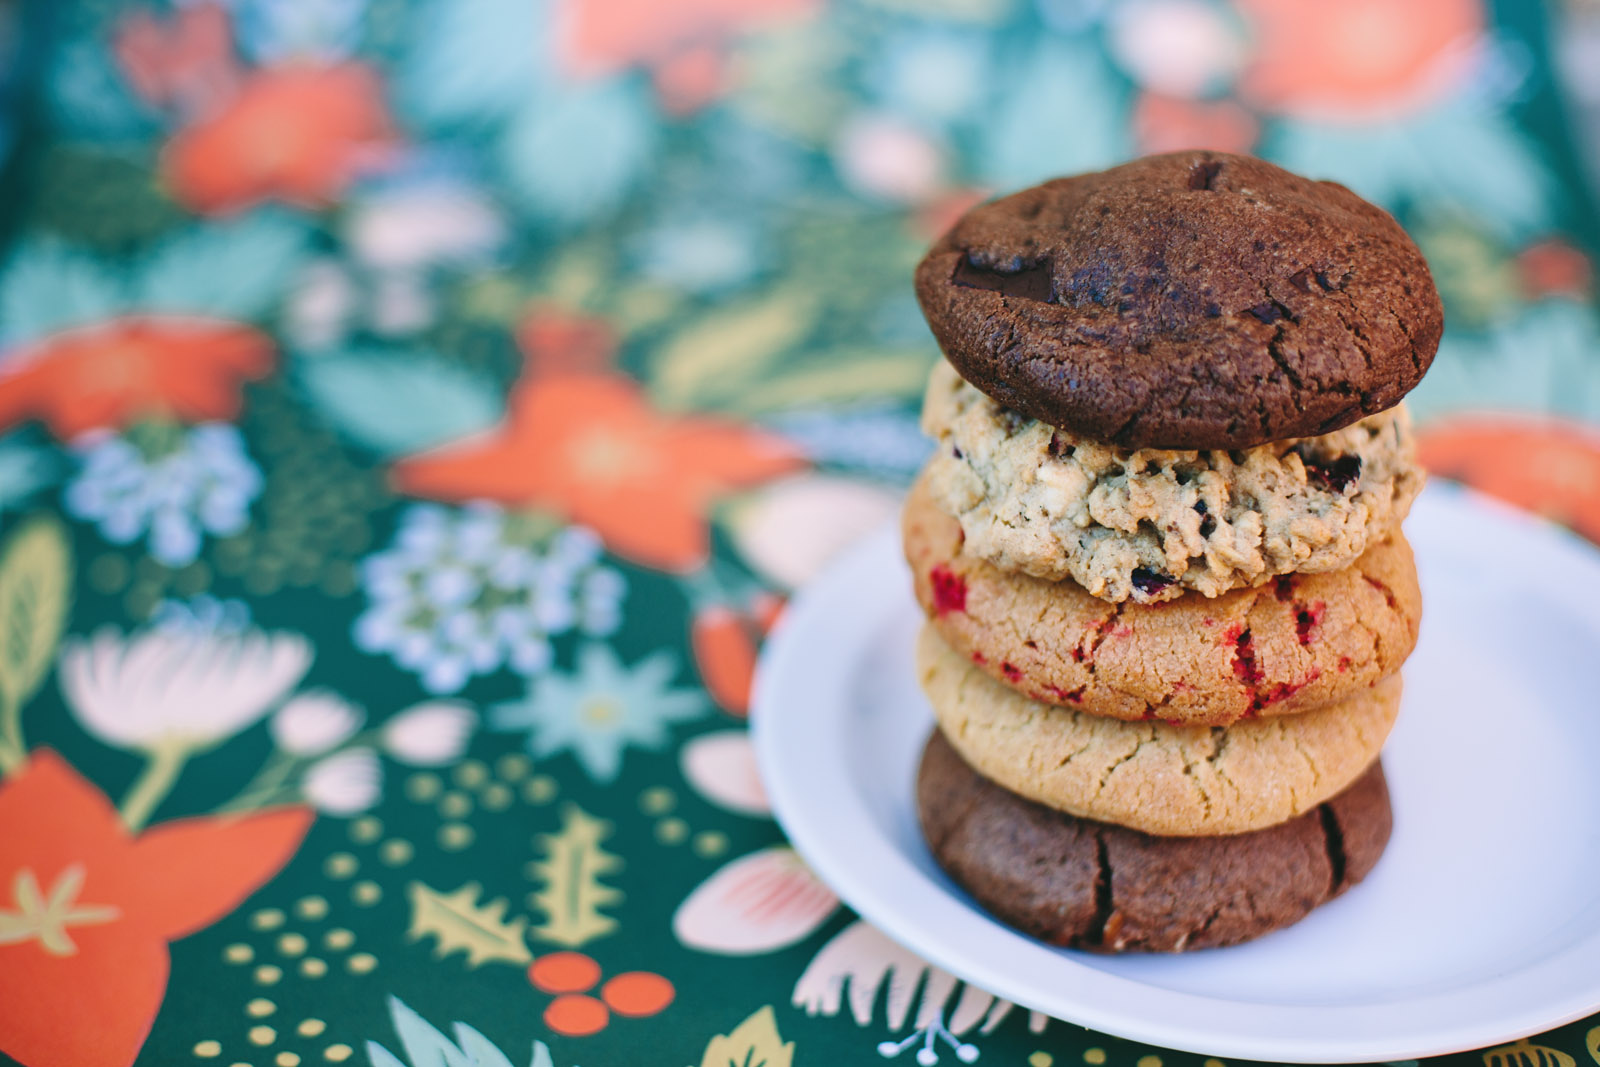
1516 239 1594 301
392 373 807 572
0 316 274 440
112 1 241 117
1417 416 1600 545
1133 92 1259 155
1236 0 1483 122
692 604 761 716
0 750 313 1067
553 0 820 110
163 62 397 215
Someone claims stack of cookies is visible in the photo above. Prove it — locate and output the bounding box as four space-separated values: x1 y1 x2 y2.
903 152 1441 952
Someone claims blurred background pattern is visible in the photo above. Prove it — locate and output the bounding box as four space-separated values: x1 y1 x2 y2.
0 2 1598 1066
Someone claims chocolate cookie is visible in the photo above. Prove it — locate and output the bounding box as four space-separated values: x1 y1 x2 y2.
916 624 1400 836
917 729 1392 952
904 474 1422 725
913 151 1443 450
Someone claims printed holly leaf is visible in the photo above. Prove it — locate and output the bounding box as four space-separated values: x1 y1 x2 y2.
0 515 71 711
405 882 533 968
700 1006 794 1067
528 803 623 948
650 290 815 412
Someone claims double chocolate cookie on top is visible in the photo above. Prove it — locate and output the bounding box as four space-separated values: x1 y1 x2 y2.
904 151 1438 952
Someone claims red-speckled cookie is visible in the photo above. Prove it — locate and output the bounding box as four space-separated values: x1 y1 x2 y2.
904 473 1420 726
917 729 1392 952
913 151 1442 450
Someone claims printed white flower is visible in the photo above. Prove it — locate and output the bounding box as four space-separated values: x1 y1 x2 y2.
674 847 837 954
64 423 263 568
271 691 364 756
59 623 312 752
382 702 476 766
355 505 625 695
680 730 771 816
793 920 1048 1062
348 184 505 272
302 747 381 815
728 474 900 589
834 113 945 203
1107 0 1244 98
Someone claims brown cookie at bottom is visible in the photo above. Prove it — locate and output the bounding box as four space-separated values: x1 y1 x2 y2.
917 729 1392 952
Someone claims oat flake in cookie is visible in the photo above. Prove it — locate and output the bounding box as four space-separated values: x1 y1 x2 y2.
922 361 1424 602
914 151 1443 451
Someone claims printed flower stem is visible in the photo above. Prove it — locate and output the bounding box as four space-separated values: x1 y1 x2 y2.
215 750 300 815
0 691 24 775
119 742 191 832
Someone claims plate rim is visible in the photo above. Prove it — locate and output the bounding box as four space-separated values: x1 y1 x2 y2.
751 484 1600 1063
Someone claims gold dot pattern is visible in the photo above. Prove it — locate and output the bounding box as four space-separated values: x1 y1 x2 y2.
194 1040 222 1058
437 791 472 819
254 966 282 986
276 1053 301 1067
405 773 442 802
276 933 307 957
323 854 358 880
224 944 254 964
246 999 275 1018
1204 1060 1226 1067
352 881 382 906
495 754 530 780
522 776 557 804
324 1045 354 1063
300 958 328 978
379 839 413 866
1029 1054 1053 1067
1137 1056 1163 1067
638 786 675 814
347 953 378 974
248 1026 276 1046
349 817 383 844
452 760 488 788
655 817 689 845
250 909 286 931
691 830 729 858
324 928 355 951
438 823 474 850
480 783 513 811
1084 1050 1107 1065
298 1020 326 1038
294 896 329 921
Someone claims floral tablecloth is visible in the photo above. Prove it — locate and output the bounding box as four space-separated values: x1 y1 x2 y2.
3 1 1600 1066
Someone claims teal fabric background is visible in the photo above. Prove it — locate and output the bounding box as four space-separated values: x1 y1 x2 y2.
1 1 1599 1066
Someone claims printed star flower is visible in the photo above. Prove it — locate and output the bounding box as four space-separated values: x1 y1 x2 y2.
0 751 312 1067
492 643 706 783
163 62 398 215
0 316 274 440
391 373 806 572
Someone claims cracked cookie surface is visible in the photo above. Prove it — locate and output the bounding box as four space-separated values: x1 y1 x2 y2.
916 624 1400 836
917 729 1392 952
922 360 1424 601
913 150 1443 450
904 473 1421 724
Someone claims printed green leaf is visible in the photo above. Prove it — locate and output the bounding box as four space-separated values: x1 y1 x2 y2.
650 290 815 411
528 803 623 948
700 1006 794 1067
731 348 934 413
0 516 72 709
405 882 533 968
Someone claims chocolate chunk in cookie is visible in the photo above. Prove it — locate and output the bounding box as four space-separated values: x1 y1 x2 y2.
917 729 1392 952
914 151 1443 450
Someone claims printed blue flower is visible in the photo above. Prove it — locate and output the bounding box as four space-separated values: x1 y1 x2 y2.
491 643 706 783
354 504 627 695
63 423 262 568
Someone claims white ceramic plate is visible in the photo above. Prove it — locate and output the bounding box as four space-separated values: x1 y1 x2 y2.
752 483 1600 1064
